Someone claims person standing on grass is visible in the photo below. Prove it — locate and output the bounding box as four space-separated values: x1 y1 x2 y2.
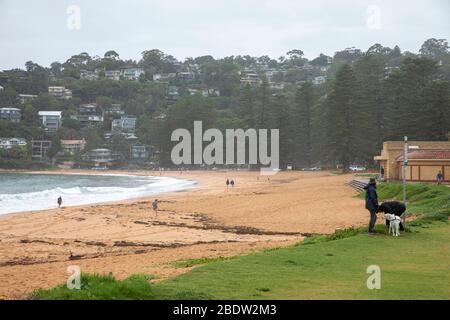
152 199 159 217
437 171 444 185
57 196 62 208
364 178 379 235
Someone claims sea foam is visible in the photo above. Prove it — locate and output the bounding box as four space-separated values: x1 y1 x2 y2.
0 174 196 215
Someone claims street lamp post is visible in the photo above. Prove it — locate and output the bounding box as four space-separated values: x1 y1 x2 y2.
403 136 408 227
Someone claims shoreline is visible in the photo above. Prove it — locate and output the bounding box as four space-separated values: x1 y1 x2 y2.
0 170 367 299
0 170 199 217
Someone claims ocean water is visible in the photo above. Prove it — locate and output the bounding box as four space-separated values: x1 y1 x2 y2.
0 173 196 215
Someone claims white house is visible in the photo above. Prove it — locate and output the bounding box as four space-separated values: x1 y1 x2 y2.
112 115 137 133
0 107 21 123
80 69 99 80
120 67 145 81
0 137 27 149
48 86 72 100
39 111 62 132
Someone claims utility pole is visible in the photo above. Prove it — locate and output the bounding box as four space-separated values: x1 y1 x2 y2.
403 136 408 227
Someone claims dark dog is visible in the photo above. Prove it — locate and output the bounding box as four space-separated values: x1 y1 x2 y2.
377 201 406 231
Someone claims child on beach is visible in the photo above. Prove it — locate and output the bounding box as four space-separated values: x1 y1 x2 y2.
57 196 62 208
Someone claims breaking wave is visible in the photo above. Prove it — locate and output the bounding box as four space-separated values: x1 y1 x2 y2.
0 174 196 215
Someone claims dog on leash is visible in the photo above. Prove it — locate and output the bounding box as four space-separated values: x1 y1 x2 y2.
384 214 401 237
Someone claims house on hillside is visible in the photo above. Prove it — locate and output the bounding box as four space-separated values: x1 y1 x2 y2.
38 111 62 132
105 70 121 81
104 132 138 143
0 107 21 123
120 67 145 81
131 145 149 161
81 148 123 168
18 94 38 104
77 103 102 115
103 104 125 116
48 86 72 100
60 139 86 155
375 141 450 182
80 69 99 80
240 69 261 86
111 115 137 133
153 73 176 82
71 103 104 127
0 137 27 149
177 71 195 81
202 88 220 97
31 140 52 159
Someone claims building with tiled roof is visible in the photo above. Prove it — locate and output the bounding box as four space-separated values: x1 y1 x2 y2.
374 141 450 182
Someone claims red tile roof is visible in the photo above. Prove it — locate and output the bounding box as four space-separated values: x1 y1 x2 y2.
396 150 450 161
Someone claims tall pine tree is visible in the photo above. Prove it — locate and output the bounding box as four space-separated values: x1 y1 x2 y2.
324 64 366 171
294 82 315 168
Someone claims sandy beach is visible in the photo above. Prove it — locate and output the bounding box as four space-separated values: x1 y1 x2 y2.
0 170 367 299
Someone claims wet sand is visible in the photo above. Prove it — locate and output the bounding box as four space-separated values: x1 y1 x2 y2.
0 170 367 299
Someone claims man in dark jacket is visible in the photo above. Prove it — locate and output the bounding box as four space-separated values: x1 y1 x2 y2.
364 178 379 235
378 201 406 231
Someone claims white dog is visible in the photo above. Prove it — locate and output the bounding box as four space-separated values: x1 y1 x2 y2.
384 214 401 237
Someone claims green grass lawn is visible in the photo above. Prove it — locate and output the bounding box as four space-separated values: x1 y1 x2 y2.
150 222 450 300
32 183 450 300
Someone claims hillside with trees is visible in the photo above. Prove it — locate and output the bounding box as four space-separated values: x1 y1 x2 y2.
0 38 449 170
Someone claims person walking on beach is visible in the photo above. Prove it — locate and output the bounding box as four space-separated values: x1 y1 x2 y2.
57 196 62 208
226 179 230 188
437 170 444 185
152 199 159 216
230 180 235 187
364 178 379 235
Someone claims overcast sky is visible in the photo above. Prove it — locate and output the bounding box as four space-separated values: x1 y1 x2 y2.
0 0 449 70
